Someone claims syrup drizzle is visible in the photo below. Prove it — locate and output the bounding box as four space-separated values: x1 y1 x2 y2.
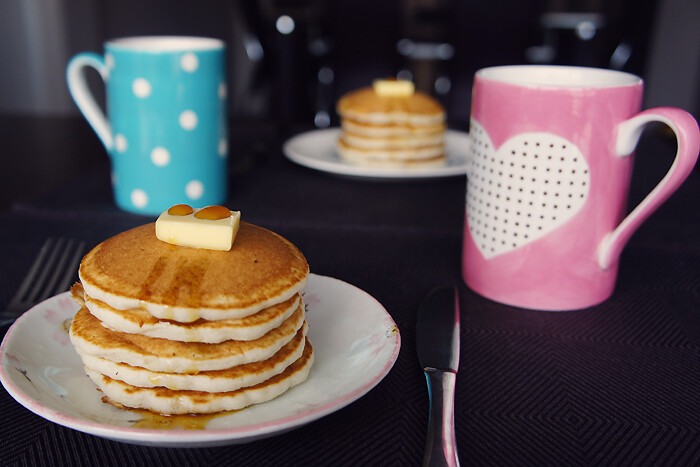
102 396 235 430
138 254 170 302
138 254 209 308
130 409 229 430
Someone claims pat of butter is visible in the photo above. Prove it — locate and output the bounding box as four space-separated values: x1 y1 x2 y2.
373 79 415 97
155 206 241 251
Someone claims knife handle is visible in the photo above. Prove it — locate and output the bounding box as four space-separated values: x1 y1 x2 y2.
423 368 459 467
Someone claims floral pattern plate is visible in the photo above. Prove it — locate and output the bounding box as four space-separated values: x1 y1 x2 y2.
0 274 400 447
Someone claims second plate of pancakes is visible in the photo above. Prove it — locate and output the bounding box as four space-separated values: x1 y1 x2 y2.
0 274 400 447
283 128 470 180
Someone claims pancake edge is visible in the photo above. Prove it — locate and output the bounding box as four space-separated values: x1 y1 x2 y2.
84 342 314 415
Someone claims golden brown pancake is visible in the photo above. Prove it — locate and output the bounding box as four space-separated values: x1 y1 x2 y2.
78 222 309 322
336 86 446 168
337 139 446 168
84 340 314 414
341 118 446 137
71 219 314 416
337 87 445 125
77 323 308 392
337 138 444 159
341 130 443 149
69 303 305 373
78 283 300 343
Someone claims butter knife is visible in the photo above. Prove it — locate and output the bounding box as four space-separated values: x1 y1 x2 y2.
416 284 461 467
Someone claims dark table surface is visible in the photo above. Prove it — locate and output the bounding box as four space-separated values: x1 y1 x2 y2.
0 116 698 466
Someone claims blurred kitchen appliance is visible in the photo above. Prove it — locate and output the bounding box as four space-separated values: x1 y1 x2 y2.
397 0 455 104
257 0 332 126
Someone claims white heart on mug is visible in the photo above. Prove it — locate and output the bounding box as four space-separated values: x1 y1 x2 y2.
467 120 590 259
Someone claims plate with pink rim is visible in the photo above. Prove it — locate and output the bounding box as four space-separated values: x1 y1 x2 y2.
0 273 400 447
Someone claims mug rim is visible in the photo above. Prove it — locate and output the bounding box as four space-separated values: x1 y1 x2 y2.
476 65 642 88
106 36 224 52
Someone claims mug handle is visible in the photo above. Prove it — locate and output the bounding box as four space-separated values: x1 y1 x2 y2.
66 53 112 151
598 107 700 269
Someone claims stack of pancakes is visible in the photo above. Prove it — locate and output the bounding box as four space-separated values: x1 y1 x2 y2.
336 86 446 168
69 222 313 415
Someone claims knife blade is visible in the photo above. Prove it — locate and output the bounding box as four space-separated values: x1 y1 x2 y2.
416 284 460 467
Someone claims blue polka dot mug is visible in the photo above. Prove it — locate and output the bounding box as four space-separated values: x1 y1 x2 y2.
67 36 228 215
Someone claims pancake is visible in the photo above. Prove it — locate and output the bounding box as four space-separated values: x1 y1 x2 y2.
337 87 445 125
69 302 305 373
341 130 444 149
336 85 446 168
79 222 309 323
71 217 315 416
76 323 307 392
337 138 444 160
341 119 445 137
84 340 314 415
79 284 300 343
337 140 446 168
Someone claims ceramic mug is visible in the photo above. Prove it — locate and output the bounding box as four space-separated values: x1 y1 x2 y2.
462 65 700 311
67 36 228 215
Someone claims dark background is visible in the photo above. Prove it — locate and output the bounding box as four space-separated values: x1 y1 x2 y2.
0 0 698 209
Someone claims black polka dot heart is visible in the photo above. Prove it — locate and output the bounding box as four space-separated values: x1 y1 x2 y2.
466 120 590 259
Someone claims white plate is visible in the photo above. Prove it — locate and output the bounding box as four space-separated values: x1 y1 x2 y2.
283 128 470 179
0 274 400 448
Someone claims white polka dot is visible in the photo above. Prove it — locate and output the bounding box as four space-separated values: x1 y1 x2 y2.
132 78 151 98
150 147 171 166
181 53 199 72
179 110 198 130
114 134 128 153
185 180 204 200
219 82 227 99
218 139 228 157
131 189 148 208
105 53 115 69
111 172 118 186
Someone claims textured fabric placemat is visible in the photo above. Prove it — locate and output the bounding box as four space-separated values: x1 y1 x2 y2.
1 126 698 465
1 212 698 466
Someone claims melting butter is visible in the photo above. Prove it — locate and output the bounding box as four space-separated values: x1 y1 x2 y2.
155 205 241 251
373 79 415 97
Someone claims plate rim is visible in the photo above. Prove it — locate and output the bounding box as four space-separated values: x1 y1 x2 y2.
283 127 469 179
0 273 401 445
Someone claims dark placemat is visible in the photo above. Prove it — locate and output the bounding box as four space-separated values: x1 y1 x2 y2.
1 212 698 466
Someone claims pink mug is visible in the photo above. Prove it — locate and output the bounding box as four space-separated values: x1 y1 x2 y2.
462 65 700 311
